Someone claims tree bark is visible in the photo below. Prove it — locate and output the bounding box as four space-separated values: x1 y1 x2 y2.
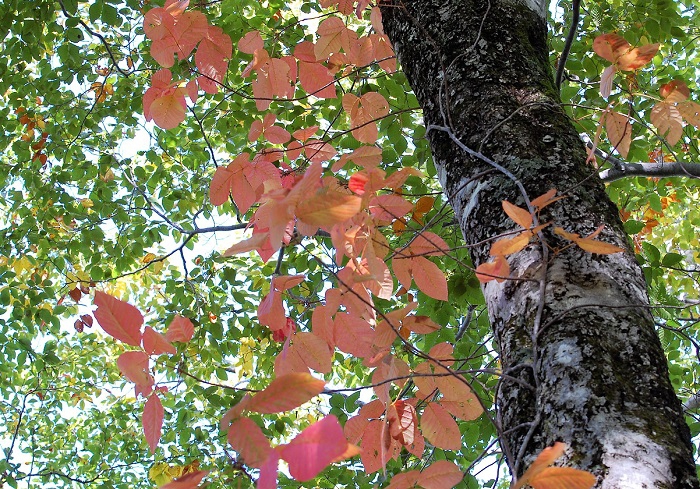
381 0 698 487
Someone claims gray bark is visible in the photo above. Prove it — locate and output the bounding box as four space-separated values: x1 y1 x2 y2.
381 0 698 487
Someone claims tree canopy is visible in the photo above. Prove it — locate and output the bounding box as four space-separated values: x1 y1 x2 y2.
1 0 700 487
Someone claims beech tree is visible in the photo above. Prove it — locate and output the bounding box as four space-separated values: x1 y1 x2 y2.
1 0 700 488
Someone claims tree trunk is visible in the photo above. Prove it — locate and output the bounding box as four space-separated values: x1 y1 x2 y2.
381 0 698 487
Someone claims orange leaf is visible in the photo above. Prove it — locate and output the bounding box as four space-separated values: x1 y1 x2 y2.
527 467 597 489
679 100 700 128
243 373 325 414
616 42 659 71
402 315 440 334
475 255 510 283
420 402 461 450
161 470 209 489
502 200 532 229
514 443 596 489
660 80 690 102
94 291 143 346
143 394 164 454
490 232 531 256
574 237 625 254
592 33 630 63
651 102 683 146
296 187 362 227
227 416 272 468
602 110 631 158
409 231 449 257
530 189 559 210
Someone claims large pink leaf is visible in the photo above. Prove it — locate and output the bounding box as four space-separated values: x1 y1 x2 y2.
244 373 325 414
296 187 362 228
334 313 375 359
369 194 413 223
149 92 187 130
165 315 195 343
143 8 175 41
411 256 448 301
387 470 421 489
93 291 143 346
257 450 280 489
279 415 348 481
117 351 153 394
417 460 464 489
143 326 177 355
299 61 337 99
143 394 164 454
420 402 461 450
238 31 264 54
360 419 398 473
227 416 272 468
292 332 333 373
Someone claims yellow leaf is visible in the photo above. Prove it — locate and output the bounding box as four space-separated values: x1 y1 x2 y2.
142 253 157 264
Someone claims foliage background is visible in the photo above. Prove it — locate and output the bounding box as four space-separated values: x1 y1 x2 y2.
1 0 700 487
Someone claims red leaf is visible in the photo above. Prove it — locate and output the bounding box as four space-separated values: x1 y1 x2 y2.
161 470 209 489
143 8 175 41
244 373 325 413
227 416 272 468
360 419 398 473
143 394 164 454
279 415 349 481
149 92 187 130
420 402 461 450
349 172 369 195
93 291 143 346
165 315 195 343
143 326 177 355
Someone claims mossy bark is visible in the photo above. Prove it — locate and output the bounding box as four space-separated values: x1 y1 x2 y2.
381 0 698 486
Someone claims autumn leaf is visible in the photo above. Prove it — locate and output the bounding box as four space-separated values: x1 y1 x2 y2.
93 291 143 346
420 402 461 450
601 110 631 158
513 442 596 489
242 372 325 413
417 460 464 489
227 416 272 468
279 415 353 481
117 351 154 396
143 326 177 355
160 470 209 489
475 254 510 283
143 394 164 454
165 315 195 343
502 200 532 229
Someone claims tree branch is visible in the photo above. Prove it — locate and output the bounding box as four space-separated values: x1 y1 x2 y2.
599 160 700 182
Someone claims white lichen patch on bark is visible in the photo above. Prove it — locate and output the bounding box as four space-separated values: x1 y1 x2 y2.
599 429 672 488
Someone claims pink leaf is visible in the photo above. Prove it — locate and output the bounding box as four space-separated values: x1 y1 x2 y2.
143 326 177 355
369 194 413 223
143 394 164 454
144 8 176 41
227 417 272 468
165 315 195 343
149 92 187 130
292 332 333 373
279 415 348 481
299 61 337 99
417 460 464 489
93 291 143 346
238 30 264 54
411 256 448 301
600 65 615 99
421 402 461 450
117 351 153 395
257 450 280 489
